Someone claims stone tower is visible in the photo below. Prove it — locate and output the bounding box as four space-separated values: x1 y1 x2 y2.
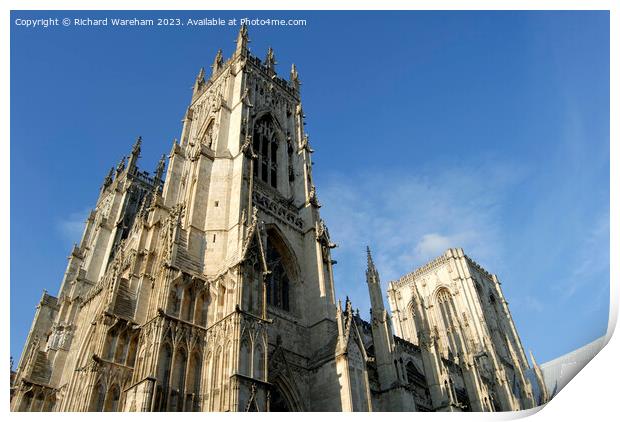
386 248 538 411
11 25 348 412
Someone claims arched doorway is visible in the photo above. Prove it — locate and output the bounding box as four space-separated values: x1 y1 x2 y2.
269 385 292 412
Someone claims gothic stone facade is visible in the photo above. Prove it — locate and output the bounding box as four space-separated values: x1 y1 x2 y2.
10 27 548 412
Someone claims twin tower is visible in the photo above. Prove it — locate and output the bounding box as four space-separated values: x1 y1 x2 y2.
11 26 547 412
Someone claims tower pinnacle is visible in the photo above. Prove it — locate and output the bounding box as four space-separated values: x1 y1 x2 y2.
115 156 126 176
101 166 114 190
366 246 379 284
265 47 277 72
211 49 223 75
127 136 142 173
193 67 206 96
290 63 300 91
154 154 166 182
236 24 249 55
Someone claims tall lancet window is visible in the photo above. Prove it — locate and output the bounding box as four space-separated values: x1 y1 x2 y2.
252 115 279 189
436 288 461 356
265 235 291 312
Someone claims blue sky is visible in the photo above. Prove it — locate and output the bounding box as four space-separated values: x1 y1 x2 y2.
10 11 609 365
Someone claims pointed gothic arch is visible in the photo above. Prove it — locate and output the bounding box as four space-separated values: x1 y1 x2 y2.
435 287 462 356
114 329 129 363
157 342 173 410
20 390 34 412
42 392 56 411
103 325 120 360
104 384 121 412
269 376 304 412
126 333 139 367
167 283 183 317
347 337 370 412
239 336 251 377
264 226 300 314
181 285 196 321
253 341 265 381
194 289 209 326
186 349 202 397
89 382 106 412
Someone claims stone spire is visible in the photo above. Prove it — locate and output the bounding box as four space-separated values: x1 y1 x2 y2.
127 136 142 173
193 67 206 96
154 154 166 182
529 350 549 405
235 24 249 56
290 63 300 91
366 246 380 286
101 166 114 190
196 66 205 82
265 47 277 72
365 246 399 391
211 49 223 75
115 156 126 176
137 192 152 220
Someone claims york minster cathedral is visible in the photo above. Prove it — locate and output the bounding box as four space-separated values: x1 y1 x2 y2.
11 26 549 412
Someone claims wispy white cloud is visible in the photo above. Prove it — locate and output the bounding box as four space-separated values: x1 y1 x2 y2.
57 208 90 246
318 159 527 313
523 295 545 313
557 212 610 301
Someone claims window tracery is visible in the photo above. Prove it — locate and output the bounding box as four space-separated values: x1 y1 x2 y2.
265 238 291 312
252 115 279 189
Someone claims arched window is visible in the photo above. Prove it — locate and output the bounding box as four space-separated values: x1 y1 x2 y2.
405 361 431 410
239 339 250 376
186 351 202 397
211 347 222 411
181 286 196 322
170 348 187 411
172 348 188 392
194 291 209 326
114 330 129 364
270 385 291 412
252 115 279 189
265 237 292 312
157 344 173 399
32 392 44 412
89 382 106 412
474 280 482 294
42 394 56 412
20 391 34 412
436 289 461 355
348 343 368 411
104 327 119 361
222 342 232 410
126 334 139 367
204 352 212 409
253 343 265 381
104 385 120 412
